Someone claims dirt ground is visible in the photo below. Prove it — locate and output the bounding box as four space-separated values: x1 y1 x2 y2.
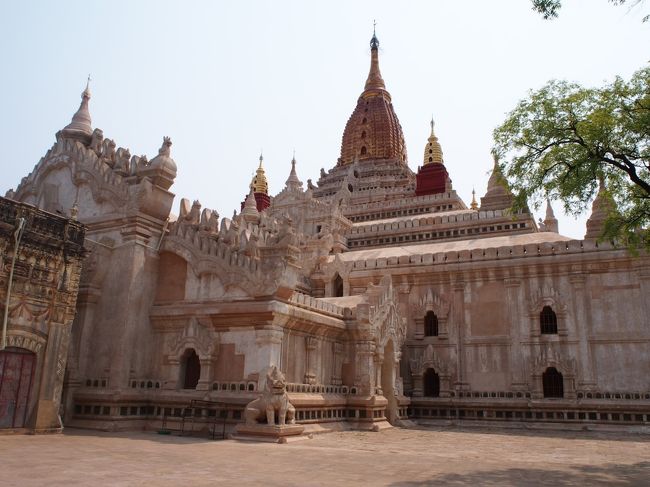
1 426 649 486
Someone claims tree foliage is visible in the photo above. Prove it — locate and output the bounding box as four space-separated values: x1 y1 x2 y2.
493 66 650 245
531 0 648 22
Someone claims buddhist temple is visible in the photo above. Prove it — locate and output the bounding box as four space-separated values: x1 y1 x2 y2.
3 31 649 436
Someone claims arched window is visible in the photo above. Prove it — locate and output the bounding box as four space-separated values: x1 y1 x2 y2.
333 273 344 297
540 306 558 334
360 146 367 156
423 368 440 397
361 131 366 139
428 157 433 163
424 311 438 337
182 349 201 389
542 367 564 398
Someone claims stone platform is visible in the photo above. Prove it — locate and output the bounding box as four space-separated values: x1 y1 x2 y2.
232 423 311 443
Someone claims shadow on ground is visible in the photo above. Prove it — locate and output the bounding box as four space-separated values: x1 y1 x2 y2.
63 427 228 445
408 423 650 444
390 462 650 486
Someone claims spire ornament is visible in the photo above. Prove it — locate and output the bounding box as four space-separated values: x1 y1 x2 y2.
250 153 269 194
370 20 379 49
423 117 444 165
285 153 303 192
470 189 479 210
364 25 386 92
61 78 93 141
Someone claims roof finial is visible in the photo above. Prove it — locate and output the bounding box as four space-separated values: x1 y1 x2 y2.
251 153 269 194
286 152 303 191
470 188 479 210
423 117 443 165
259 151 263 168
370 20 379 50
61 78 93 139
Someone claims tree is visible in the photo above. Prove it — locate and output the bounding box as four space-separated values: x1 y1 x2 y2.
531 0 649 22
493 66 650 245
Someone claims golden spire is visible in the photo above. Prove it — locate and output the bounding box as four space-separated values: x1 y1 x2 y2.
250 153 269 194
423 118 444 165
363 25 386 94
470 188 479 210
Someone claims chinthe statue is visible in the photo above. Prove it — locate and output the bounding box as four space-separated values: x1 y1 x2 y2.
244 366 296 426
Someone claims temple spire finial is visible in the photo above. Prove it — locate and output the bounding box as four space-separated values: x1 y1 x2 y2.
364 23 385 92
61 78 93 141
371 20 379 49
285 152 303 192
470 188 479 210
423 117 443 165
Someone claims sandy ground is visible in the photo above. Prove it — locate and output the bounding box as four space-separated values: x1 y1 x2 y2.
1 426 649 486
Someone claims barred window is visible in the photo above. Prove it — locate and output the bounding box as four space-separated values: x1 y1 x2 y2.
424 311 438 337
540 306 558 334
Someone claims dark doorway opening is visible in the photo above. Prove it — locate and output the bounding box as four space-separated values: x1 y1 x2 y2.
423 368 440 397
333 274 344 297
542 367 564 398
182 349 201 389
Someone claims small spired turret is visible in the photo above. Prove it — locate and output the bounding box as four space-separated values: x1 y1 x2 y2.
585 177 614 240
542 198 559 233
415 119 452 196
241 154 271 212
480 152 514 211
284 153 303 192
241 187 260 224
59 78 93 144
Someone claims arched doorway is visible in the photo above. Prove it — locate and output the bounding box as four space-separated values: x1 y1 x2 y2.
181 349 201 390
381 340 398 424
0 347 36 429
542 367 564 398
423 368 440 397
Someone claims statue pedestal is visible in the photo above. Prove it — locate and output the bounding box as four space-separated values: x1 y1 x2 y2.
232 424 309 444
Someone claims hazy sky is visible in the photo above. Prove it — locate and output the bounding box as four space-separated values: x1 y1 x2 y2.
1 0 647 238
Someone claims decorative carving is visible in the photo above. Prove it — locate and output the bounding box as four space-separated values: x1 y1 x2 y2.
415 288 450 318
409 344 452 376
244 366 296 426
165 317 218 359
368 276 407 350
159 136 172 157
533 343 577 376
5 333 45 354
529 286 568 315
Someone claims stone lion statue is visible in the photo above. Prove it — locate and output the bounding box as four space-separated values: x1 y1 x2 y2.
244 366 296 426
